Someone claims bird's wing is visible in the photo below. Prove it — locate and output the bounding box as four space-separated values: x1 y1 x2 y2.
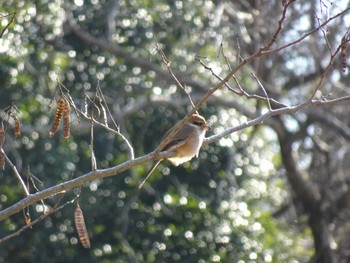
161 125 192 151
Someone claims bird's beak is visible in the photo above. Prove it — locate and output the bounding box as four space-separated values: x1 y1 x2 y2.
205 125 212 131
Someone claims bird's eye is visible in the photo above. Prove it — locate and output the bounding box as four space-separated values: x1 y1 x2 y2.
193 121 203 126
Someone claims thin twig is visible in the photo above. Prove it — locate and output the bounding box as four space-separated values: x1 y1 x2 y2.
2 148 30 196
195 56 287 109
78 103 134 158
264 5 350 55
235 38 243 64
194 56 240 95
309 41 344 99
262 0 296 51
90 99 97 171
315 13 332 54
26 167 46 213
58 82 134 160
0 12 16 39
0 193 72 244
97 86 118 130
27 168 44 192
217 41 233 71
251 73 272 111
59 83 81 123
154 43 196 109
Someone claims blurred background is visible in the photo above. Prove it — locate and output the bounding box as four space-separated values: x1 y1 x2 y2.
1 0 350 262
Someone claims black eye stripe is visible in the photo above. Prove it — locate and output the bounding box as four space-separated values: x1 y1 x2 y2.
193 121 203 126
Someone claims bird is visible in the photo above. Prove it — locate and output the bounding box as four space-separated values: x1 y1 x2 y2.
139 114 211 189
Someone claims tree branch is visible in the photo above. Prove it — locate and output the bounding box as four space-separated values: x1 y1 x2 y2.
2 93 350 222
0 12 16 39
0 193 68 244
0 151 174 221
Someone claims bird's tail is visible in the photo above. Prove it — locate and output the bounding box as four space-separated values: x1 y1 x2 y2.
138 160 162 189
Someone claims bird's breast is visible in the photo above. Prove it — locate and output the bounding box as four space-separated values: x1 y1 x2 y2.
168 130 205 166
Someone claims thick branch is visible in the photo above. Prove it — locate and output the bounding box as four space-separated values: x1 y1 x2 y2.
0 151 173 221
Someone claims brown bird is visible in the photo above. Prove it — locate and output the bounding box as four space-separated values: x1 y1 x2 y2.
139 114 211 188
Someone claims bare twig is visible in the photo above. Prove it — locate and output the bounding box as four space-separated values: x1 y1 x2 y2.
236 38 243 64
58 82 135 160
309 41 344 99
264 5 350 55
315 12 332 54
217 41 233 71
154 43 196 109
194 56 287 109
0 12 16 39
26 167 46 214
251 73 272 111
0 193 71 244
27 168 44 192
2 148 30 196
194 56 240 95
262 0 296 51
90 118 96 171
59 83 81 123
97 87 117 129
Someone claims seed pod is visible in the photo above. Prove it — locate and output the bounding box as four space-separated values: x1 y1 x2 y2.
14 118 21 138
0 149 5 170
24 212 31 225
341 35 349 74
74 204 91 249
63 100 70 139
0 122 5 146
49 98 65 137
